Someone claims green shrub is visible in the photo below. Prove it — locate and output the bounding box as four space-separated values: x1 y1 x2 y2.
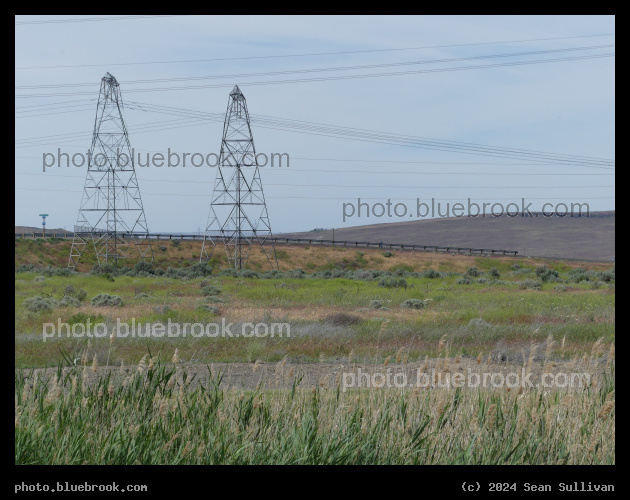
456 278 471 285
535 265 558 280
166 263 213 279
421 269 443 279
391 265 415 275
383 251 393 258
512 268 533 276
570 273 590 283
239 269 260 279
354 270 374 281
260 269 282 279
488 268 500 278
219 269 238 277
201 286 222 297
539 269 560 282
489 280 515 287
91 293 124 307
355 252 368 266
378 277 407 289
466 267 480 277
196 304 219 315
40 266 73 277
519 280 543 290
286 269 306 279
15 264 36 273
23 296 58 312
62 284 87 303
205 296 225 304
369 300 384 310
90 264 116 275
401 299 427 309
134 261 155 274
58 296 80 308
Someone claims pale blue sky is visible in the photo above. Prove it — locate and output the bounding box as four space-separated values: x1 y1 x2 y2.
15 15 615 233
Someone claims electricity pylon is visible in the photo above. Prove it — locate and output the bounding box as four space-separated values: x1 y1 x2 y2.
68 72 153 269
200 85 278 270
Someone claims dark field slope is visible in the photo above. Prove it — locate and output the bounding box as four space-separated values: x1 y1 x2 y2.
277 211 615 262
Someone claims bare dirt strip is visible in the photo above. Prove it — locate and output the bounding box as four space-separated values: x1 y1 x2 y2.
21 357 609 392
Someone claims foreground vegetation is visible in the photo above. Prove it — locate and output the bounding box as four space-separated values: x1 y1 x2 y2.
15 350 614 465
15 245 614 464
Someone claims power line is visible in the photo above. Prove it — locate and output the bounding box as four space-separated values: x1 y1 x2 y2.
15 99 94 110
255 184 616 189
14 165 614 176
125 100 615 164
15 53 614 98
15 99 616 169
125 101 616 168
15 32 614 69
14 132 616 171
15 107 98 119
15 116 218 147
14 186 615 201
16 44 614 89
14 172 614 185
291 157 614 168
15 135 615 170
15 101 95 119
14 100 615 168
15 115 212 143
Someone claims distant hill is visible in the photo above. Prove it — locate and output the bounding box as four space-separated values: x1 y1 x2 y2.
276 211 615 262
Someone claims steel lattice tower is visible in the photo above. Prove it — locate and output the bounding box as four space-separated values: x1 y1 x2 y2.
68 72 153 269
200 85 278 270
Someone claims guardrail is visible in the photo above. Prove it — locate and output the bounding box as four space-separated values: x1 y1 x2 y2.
15 232 518 256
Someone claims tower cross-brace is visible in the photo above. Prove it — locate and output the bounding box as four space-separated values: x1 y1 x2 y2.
200 85 278 270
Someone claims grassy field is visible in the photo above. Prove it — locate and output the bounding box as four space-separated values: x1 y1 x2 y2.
15 242 615 464
15 356 614 464
14 236 613 273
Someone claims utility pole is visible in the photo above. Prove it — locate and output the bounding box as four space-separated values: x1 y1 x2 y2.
68 72 153 269
39 214 48 237
200 85 278 270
